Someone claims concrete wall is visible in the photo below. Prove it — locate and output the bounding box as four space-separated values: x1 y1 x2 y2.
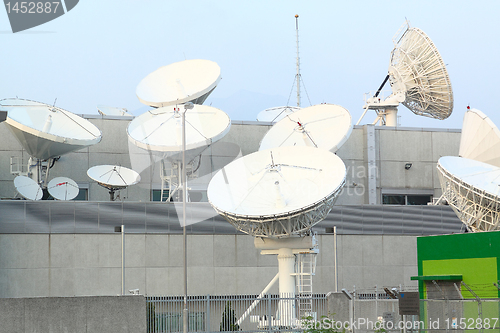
0 295 146 333
0 116 460 205
0 233 417 298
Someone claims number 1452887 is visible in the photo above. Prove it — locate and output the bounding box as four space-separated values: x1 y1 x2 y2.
5 2 60 14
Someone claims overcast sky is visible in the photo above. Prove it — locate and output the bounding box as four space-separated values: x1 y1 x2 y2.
0 0 498 130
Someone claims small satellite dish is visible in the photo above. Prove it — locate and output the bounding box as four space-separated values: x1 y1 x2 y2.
358 22 453 126
207 146 346 238
459 108 500 168
259 104 352 153
14 175 43 200
1 98 102 160
87 165 140 201
136 59 221 107
256 106 301 123
127 104 231 161
47 177 79 200
97 105 134 117
437 156 500 232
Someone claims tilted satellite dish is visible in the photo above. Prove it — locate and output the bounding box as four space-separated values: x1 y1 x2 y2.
256 106 301 123
1 98 102 192
14 175 43 200
127 103 231 201
87 165 141 201
1 98 102 160
97 105 134 117
459 108 500 168
136 59 221 107
207 146 346 238
127 104 231 161
208 144 345 327
259 104 352 153
437 156 500 232
357 22 453 126
47 177 79 200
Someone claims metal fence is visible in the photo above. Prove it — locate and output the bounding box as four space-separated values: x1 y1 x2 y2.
146 294 500 333
419 299 500 333
146 294 328 333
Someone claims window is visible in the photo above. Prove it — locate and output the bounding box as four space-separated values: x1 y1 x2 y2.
73 188 88 201
152 189 173 202
151 190 207 202
382 194 432 205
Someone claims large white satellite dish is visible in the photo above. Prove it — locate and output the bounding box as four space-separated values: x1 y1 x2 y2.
437 156 500 232
256 106 301 123
207 146 346 238
357 22 453 126
47 177 79 200
259 104 352 153
136 59 221 107
97 105 134 118
128 103 231 202
14 175 43 200
1 98 102 160
127 104 231 161
87 165 141 201
459 108 500 168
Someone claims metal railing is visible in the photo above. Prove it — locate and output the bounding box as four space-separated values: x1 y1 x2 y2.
146 294 328 333
146 293 500 333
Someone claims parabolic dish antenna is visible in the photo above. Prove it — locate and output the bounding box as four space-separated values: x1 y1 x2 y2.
358 22 453 126
97 105 133 117
256 106 301 123
1 98 102 160
136 59 221 107
459 108 500 168
259 104 352 153
127 104 231 161
87 165 141 201
14 175 43 200
47 177 79 200
207 146 346 238
437 156 500 232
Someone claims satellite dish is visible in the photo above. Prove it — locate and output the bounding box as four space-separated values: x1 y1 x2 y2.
1 98 102 160
259 104 352 153
97 105 134 117
136 59 221 107
87 165 141 201
127 104 231 161
437 156 500 232
14 175 43 200
357 22 453 126
207 146 346 238
256 106 301 123
47 177 79 200
459 108 500 168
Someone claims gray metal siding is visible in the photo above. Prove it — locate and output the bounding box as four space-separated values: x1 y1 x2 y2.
0 201 463 235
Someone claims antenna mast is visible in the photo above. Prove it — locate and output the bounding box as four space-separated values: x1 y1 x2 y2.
295 14 301 107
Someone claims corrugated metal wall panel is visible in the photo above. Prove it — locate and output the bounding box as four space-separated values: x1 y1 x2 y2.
24 202 50 233
74 202 100 233
0 201 464 235
0 200 26 233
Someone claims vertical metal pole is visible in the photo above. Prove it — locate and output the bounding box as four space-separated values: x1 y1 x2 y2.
267 294 272 333
206 295 210 332
333 226 338 292
182 107 188 333
121 224 125 295
295 14 301 107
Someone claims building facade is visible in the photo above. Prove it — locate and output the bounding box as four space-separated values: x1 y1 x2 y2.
0 115 464 297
